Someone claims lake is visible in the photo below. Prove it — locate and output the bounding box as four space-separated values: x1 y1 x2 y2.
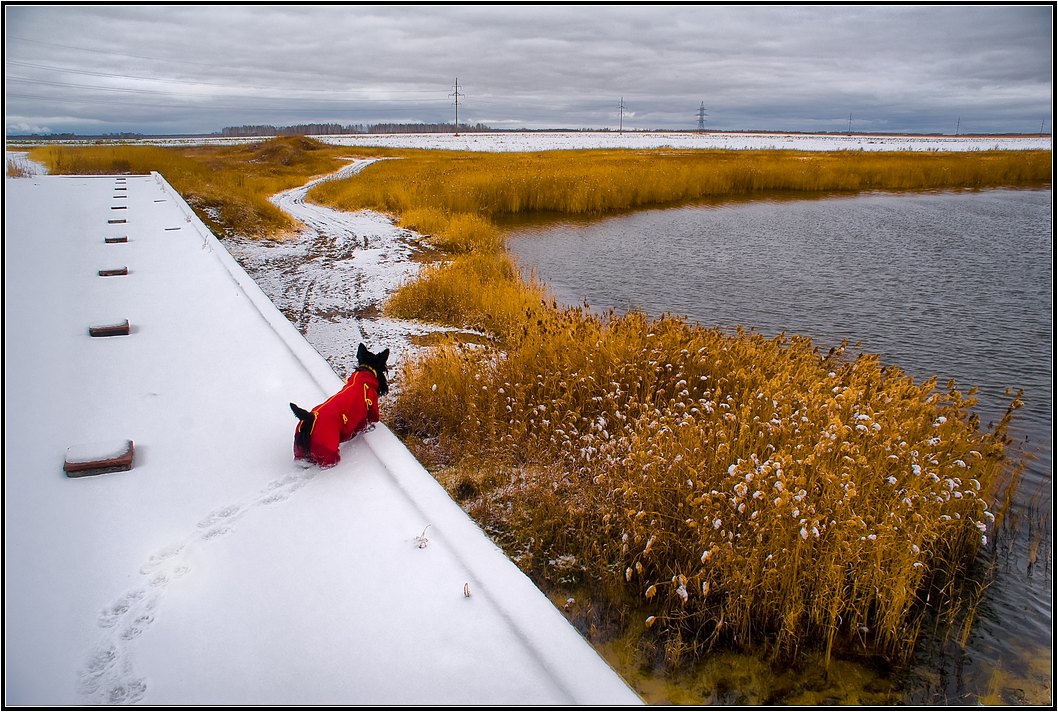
506 188 1052 704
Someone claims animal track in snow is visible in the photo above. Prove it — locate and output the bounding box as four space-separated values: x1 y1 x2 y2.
97 590 146 628
78 465 320 704
120 614 155 641
197 504 242 529
139 544 184 575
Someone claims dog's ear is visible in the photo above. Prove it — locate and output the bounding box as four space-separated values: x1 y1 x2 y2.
378 348 390 366
357 343 368 362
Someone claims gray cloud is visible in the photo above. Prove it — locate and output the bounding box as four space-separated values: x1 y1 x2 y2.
4 4 1053 135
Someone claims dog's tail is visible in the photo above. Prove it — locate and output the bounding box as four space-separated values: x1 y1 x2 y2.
290 402 315 453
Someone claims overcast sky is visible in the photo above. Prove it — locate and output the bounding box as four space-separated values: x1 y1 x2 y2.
4 4 1053 136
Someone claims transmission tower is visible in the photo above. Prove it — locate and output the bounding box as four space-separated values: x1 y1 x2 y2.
450 77 464 135
697 102 708 132
618 97 626 134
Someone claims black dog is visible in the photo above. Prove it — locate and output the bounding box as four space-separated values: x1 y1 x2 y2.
290 343 389 467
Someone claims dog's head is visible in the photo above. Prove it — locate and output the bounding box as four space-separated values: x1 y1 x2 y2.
357 343 390 396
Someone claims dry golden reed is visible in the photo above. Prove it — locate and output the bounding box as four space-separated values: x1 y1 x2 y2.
315 146 1041 667
394 310 1022 666
310 148 1052 218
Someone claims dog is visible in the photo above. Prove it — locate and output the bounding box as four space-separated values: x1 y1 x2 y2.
290 343 389 467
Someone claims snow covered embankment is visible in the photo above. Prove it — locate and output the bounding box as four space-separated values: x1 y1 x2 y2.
226 159 475 381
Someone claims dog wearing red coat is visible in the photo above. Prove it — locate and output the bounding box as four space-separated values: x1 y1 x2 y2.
290 343 389 468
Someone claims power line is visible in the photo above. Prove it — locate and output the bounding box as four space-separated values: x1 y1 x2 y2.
7 35 225 70
6 59 237 89
5 75 450 109
3 91 449 116
618 97 626 133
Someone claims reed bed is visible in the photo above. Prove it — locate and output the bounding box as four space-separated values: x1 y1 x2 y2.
310 148 1052 218
317 146 1040 668
27 136 354 238
394 308 1021 666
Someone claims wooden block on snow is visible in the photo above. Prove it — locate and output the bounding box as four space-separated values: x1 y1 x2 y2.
89 319 130 337
107 219 127 224
98 267 128 277
64 439 135 477
104 236 128 244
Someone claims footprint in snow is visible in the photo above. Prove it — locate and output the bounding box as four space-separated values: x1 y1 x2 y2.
81 465 319 704
197 504 242 529
120 614 155 641
200 525 231 541
139 544 184 575
98 589 146 628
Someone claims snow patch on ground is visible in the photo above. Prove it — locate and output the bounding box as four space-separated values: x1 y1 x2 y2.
5 150 48 175
225 158 480 381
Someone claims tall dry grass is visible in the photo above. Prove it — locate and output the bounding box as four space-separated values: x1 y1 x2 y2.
394 310 1021 667
27 136 354 238
310 148 1052 218
318 146 1040 668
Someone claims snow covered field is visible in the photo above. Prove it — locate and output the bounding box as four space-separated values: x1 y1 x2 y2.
2 171 641 706
317 131 1052 153
8 130 1051 153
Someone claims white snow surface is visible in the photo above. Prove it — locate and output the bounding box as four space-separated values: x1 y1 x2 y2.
316 131 1051 153
2 172 642 706
9 131 1050 153
64 440 134 465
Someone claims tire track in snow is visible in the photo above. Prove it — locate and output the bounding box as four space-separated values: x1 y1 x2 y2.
226 158 482 383
77 464 321 704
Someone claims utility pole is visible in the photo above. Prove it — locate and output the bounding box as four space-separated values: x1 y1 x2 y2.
847 112 853 135
450 77 464 136
697 102 708 133
955 117 960 136
618 97 626 134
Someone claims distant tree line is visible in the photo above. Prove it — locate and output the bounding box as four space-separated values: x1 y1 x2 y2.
219 122 494 137
219 123 362 137
365 122 493 134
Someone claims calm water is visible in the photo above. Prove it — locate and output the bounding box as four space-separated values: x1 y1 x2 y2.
506 188 1053 703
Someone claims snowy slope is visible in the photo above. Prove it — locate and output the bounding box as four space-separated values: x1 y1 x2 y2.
2 172 642 706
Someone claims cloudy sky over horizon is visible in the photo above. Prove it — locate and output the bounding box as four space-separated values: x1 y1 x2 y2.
4 4 1053 136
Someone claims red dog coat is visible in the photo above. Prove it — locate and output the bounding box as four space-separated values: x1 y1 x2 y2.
293 368 381 467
